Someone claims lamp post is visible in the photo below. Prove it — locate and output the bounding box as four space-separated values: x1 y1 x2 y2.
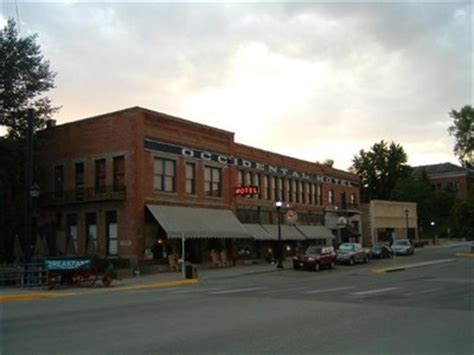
276 200 283 269
405 209 409 240
430 221 436 245
24 108 35 263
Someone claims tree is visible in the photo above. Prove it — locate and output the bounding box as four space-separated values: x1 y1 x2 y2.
451 190 474 240
0 18 59 139
350 140 410 202
448 105 474 168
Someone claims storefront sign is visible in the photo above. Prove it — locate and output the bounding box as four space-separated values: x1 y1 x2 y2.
145 139 358 187
234 186 259 196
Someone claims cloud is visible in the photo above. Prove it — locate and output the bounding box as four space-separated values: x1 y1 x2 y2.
1 1 471 169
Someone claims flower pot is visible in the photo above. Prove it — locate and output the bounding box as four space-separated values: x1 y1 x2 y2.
102 275 113 287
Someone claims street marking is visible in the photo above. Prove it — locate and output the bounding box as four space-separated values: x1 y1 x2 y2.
208 287 266 295
427 278 474 284
351 287 399 296
170 287 224 295
305 286 355 294
404 288 439 297
372 258 455 274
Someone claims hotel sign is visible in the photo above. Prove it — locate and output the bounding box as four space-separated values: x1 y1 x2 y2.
145 139 358 187
234 186 259 196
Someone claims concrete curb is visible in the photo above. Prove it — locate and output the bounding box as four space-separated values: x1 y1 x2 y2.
455 252 474 258
371 258 455 274
112 278 198 291
0 292 76 303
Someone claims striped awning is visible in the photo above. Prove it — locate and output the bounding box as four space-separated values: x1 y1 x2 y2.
261 224 307 241
146 205 251 239
296 225 335 240
243 224 277 241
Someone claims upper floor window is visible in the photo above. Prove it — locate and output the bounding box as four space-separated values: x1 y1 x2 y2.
238 170 244 187
75 162 84 200
276 177 283 201
185 163 196 195
328 189 334 205
253 173 261 199
317 185 322 205
290 180 296 203
95 159 106 193
283 179 289 202
113 156 125 191
298 181 303 203
54 165 64 198
350 193 356 205
204 166 222 197
263 175 270 200
154 158 176 192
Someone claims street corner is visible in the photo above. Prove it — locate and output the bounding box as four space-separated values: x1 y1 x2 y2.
112 278 198 292
0 291 76 303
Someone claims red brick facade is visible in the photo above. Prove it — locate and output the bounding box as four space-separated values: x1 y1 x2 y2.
37 107 360 262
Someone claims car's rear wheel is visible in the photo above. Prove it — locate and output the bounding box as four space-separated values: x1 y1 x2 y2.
293 263 300 270
314 263 320 272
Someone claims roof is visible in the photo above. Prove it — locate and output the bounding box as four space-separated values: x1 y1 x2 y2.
412 163 473 178
146 205 251 239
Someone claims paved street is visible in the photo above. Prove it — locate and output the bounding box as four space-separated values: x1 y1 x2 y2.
1 244 473 355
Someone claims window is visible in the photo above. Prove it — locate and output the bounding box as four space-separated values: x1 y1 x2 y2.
66 214 78 255
244 171 251 186
290 180 296 203
106 211 118 256
253 173 261 199
85 213 97 255
54 166 64 198
113 156 125 191
310 184 316 205
270 176 276 201
276 177 283 201
185 163 196 195
350 193 356 206
298 181 303 203
154 158 176 192
263 175 270 200
283 179 289 202
204 166 222 197
75 162 84 200
304 182 309 204
317 185 322 205
238 170 244 187
95 159 106 193
328 190 334 205
340 192 346 208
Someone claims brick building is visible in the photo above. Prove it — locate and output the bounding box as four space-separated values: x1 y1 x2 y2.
412 163 473 201
37 107 361 266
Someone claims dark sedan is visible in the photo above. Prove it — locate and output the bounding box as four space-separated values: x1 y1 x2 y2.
370 244 392 259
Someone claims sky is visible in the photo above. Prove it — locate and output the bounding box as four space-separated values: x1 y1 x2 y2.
1 1 472 170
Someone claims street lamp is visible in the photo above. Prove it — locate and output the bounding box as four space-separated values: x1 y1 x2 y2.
430 221 436 245
405 209 409 240
276 200 283 269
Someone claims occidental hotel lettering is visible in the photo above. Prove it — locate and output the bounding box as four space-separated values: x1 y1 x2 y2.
144 139 357 187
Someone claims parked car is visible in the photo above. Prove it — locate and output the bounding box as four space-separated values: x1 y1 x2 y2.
336 243 369 265
370 244 392 259
391 239 415 255
293 246 336 271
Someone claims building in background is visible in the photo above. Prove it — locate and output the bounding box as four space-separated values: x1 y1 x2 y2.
361 200 418 246
412 163 473 201
36 107 361 266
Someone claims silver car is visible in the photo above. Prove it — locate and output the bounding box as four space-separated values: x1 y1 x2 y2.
391 239 415 255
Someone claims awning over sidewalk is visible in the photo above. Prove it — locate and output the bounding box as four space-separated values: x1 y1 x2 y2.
261 224 307 241
146 205 251 240
296 225 335 240
243 224 277 241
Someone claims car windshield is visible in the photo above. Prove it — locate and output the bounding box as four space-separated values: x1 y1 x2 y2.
372 245 383 250
394 240 409 246
338 244 354 251
305 247 322 254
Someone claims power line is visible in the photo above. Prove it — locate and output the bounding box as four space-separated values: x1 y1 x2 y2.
15 0 21 34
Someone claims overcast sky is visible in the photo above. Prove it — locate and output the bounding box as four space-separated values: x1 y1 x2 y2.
2 1 472 170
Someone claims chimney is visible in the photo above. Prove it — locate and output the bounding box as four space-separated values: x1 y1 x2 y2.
46 119 57 128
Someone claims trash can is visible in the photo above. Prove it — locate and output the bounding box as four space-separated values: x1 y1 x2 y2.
185 262 198 279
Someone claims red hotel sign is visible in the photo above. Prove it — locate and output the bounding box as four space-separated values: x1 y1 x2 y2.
234 186 259 196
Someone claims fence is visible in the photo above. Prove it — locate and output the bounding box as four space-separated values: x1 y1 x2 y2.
0 263 48 288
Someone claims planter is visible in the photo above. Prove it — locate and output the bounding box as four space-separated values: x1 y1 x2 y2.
102 275 113 287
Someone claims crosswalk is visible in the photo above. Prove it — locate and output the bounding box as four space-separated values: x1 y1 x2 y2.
126 284 443 299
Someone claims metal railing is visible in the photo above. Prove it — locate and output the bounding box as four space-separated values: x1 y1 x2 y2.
41 185 126 206
0 263 49 288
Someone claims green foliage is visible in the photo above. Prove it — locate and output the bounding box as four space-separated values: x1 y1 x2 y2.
448 105 474 168
450 191 474 240
350 140 410 202
104 263 118 279
0 18 59 139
